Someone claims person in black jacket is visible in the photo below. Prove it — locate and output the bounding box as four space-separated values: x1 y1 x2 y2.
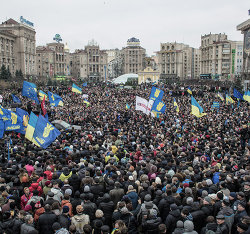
165 203 181 234
58 205 71 230
68 169 81 195
98 193 114 227
142 209 162 234
37 204 57 234
71 191 82 215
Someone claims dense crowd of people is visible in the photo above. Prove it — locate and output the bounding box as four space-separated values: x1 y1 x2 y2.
0 82 249 234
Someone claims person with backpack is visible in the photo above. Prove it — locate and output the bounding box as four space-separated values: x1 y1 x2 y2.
71 205 90 234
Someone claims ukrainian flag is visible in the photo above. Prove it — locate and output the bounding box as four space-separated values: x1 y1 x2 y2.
226 95 235 104
126 104 130 109
174 98 179 113
191 96 206 118
83 100 90 107
39 90 48 101
217 92 224 101
243 90 250 103
25 112 39 146
187 87 192 95
0 105 9 121
72 83 82 94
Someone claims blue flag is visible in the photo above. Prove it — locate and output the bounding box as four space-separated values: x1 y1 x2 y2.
22 81 39 104
48 91 64 107
0 105 10 121
0 120 4 138
151 99 166 114
33 115 61 149
11 94 21 104
233 88 243 100
4 109 22 132
16 108 29 134
212 102 220 108
82 83 87 87
149 87 164 101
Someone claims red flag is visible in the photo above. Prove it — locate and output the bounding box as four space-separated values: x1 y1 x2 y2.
41 96 47 116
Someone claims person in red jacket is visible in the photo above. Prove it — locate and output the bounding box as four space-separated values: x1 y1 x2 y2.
29 180 43 196
21 187 33 210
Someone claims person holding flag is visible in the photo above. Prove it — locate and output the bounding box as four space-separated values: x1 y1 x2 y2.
48 91 64 107
173 98 179 113
191 96 206 117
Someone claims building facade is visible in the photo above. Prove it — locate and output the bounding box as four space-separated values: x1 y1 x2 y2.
107 49 123 79
0 30 16 76
157 42 200 81
0 18 36 77
200 33 232 80
71 40 108 82
36 42 70 77
230 41 243 78
122 37 146 74
237 19 250 89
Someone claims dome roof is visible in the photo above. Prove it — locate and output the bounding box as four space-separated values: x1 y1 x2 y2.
64 42 70 52
112 73 138 84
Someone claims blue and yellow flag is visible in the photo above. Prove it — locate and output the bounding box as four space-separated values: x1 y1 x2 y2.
187 87 192 95
233 88 243 100
149 87 164 101
4 109 22 132
174 98 179 113
243 90 250 103
48 91 63 107
226 95 235 104
22 81 39 104
191 96 206 118
0 120 4 138
217 92 224 101
39 90 48 101
11 94 21 104
72 83 82 94
0 105 9 121
83 99 90 107
16 108 29 134
212 102 220 110
33 115 61 149
126 104 130 109
25 112 38 142
151 99 166 114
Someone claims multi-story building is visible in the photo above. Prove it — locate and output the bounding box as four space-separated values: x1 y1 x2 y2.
36 42 70 77
122 37 146 74
0 30 16 76
200 33 232 80
0 18 36 77
237 19 250 90
230 41 243 78
71 40 108 82
157 42 200 80
107 49 123 79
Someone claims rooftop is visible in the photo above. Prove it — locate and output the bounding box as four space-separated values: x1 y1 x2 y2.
237 19 250 31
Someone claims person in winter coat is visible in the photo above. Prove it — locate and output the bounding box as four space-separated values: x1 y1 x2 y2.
25 161 34 176
71 205 90 234
82 193 97 221
141 209 161 234
218 198 234 232
38 204 58 234
20 214 36 234
58 206 71 230
183 220 198 234
29 180 43 196
52 222 69 234
68 169 81 195
165 203 181 234
71 191 82 215
98 193 114 227
59 168 72 182
126 185 138 210
51 181 64 204
215 215 229 234
173 220 185 234
21 187 33 210
109 182 124 207
200 216 217 234
61 194 73 217
118 207 138 234
0 211 22 234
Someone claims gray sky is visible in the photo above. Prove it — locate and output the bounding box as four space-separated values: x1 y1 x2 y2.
1 0 249 55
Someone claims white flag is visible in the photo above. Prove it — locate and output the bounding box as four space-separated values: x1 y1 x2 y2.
82 94 88 99
135 96 152 115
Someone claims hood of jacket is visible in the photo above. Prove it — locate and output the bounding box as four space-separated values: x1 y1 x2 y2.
184 220 194 232
170 209 181 218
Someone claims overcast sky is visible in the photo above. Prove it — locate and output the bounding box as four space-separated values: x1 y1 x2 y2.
1 0 249 55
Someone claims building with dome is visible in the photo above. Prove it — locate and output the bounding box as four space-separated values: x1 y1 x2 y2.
36 37 71 78
121 37 146 74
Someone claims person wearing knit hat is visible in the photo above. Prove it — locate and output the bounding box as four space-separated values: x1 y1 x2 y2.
95 209 104 218
237 222 249 233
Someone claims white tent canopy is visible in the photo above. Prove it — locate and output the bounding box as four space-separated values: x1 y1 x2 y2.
112 73 138 84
